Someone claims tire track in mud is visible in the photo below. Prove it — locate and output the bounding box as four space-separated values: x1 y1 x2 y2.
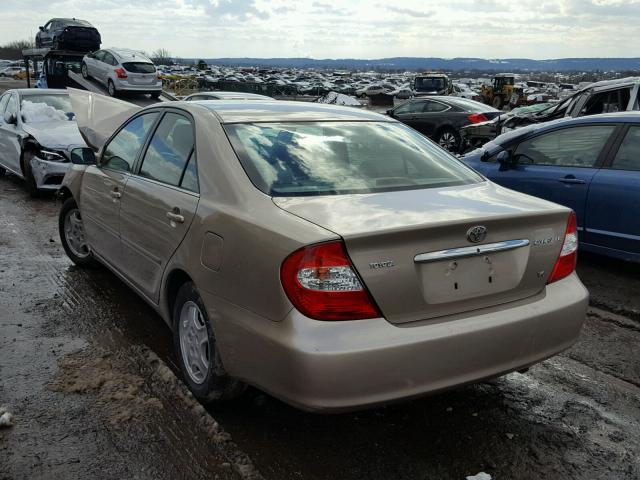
0 185 264 480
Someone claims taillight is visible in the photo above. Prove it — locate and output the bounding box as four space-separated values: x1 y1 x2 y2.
467 113 489 124
281 241 381 321
114 68 127 79
547 211 578 284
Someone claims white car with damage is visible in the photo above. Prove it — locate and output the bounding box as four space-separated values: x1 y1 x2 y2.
0 89 86 196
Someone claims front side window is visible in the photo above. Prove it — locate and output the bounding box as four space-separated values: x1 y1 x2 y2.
225 121 482 196
140 113 194 186
514 125 615 167
102 112 159 172
611 126 640 171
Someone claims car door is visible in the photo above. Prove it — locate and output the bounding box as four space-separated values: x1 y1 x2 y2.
411 99 451 137
80 111 160 266
91 50 108 84
118 111 199 302
391 100 426 132
584 125 640 257
0 93 13 171
481 124 618 231
0 93 23 175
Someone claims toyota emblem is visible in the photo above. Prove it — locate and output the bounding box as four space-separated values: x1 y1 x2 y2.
467 226 487 243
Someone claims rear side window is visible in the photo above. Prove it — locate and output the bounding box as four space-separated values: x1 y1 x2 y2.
123 62 156 74
139 113 194 186
102 112 159 172
180 152 199 193
394 101 425 114
514 125 615 167
611 127 640 171
423 100 448 112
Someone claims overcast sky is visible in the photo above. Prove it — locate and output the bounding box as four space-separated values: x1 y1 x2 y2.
1 0 639 59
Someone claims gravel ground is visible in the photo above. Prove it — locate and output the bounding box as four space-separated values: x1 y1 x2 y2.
1 171 639 480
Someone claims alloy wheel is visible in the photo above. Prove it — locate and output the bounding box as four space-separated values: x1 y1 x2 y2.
64 209 90 259
439 132 458 152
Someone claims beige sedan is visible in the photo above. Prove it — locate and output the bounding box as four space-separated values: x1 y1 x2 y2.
58 95 588 411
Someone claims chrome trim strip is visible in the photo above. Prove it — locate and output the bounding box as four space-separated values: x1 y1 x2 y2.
414 239 530 263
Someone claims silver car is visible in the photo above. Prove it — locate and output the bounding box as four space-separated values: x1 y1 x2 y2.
0 89 85 196
81 48 162 98
59 92 588 412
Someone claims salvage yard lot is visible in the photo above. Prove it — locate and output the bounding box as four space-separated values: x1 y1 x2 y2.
1 174 639 480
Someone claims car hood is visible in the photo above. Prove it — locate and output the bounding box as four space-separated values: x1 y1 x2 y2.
22 121 86 150
68 88 141 151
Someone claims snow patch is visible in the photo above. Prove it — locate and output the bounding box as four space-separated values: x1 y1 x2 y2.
466 473 492 480
21 100 70 123
317 91 361 106
0 406 14 428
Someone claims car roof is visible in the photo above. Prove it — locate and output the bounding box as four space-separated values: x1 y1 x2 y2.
187 91 273 100
107 48 152 62
179 100 391 123
494 112 640 146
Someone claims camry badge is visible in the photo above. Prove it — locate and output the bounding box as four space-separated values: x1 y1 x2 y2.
466 226 487 243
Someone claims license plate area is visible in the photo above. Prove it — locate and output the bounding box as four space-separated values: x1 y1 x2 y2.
417 246 529 304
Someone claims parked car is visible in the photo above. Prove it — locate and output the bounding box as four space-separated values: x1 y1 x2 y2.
460 102 554 151
387 96 501 152
0 89 85 196
461 77 640 149
58 92 587 412
183 91 273 101
81 48 162 98
463 113 640 262
0 66 25 78
452 83 477 100
35 18 101 51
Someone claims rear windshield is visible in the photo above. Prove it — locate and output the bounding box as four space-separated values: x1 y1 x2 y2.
445 97 498 113
122 62 156 74
225 122 483 196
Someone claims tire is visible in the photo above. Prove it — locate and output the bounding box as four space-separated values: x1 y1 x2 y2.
59 198 97 267
81 63 89 79
436 128 461 153
149 91 161 99
173 282 246 404
107 79 118 97
492 96 503 109
21 151 40 197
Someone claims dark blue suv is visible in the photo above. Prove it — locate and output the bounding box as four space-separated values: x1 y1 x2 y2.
462 113 640 262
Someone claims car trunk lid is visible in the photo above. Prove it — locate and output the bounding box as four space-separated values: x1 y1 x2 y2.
273 181 571 324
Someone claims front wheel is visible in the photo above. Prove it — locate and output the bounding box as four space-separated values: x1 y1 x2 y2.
59 198 97 267
436 129 461 153
81 63 89 79
173 282 246 404
22 151 40 197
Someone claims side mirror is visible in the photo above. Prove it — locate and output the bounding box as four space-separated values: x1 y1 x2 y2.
4 112 17 125
386 109 394 116
39 26 45 31
496 150 513 171
70 148 97 165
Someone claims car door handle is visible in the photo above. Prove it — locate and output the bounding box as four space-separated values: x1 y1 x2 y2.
166 211 185 224
557 177 586 185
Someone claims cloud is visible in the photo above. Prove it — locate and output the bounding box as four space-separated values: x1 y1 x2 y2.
186 0 269 20
385 6 432 18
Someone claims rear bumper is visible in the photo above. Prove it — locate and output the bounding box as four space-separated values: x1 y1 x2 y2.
114 79 162 92
207 272 588 412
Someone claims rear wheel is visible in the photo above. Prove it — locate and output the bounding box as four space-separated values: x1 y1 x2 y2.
107 79 118 97
436 129 461 153
173 282 246 404
59 198 97 266
149 91 161 99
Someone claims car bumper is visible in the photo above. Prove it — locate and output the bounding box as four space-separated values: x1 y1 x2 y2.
30 157 71 190
114 79 162 92
207 273 588 412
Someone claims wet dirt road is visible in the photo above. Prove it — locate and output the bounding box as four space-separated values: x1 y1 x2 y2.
1 173 639 480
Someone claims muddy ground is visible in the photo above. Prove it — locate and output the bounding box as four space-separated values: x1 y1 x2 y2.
1 173 639 480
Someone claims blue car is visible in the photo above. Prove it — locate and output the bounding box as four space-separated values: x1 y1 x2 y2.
462 112 640 262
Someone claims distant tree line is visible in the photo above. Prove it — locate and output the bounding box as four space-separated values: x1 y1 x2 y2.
0 40 35 60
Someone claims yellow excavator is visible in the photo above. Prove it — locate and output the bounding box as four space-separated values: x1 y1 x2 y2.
480 73 524 109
